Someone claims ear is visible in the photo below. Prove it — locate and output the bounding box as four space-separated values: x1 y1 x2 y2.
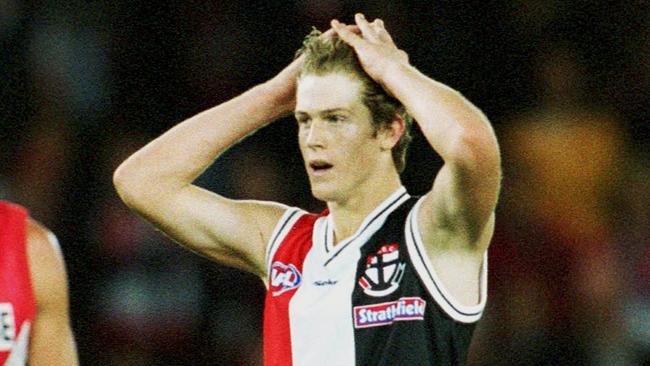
379 113 405 151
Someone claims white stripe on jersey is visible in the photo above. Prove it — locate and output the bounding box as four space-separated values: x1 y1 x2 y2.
404 196 488 323
289 187 410 366
265 207 307 287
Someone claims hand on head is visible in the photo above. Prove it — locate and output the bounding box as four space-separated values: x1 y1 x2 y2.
320 23 360 40
330 13 409 82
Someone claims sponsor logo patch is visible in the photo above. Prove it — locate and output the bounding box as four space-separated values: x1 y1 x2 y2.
358 243 406 297
353 297 426 329
270 262 302 296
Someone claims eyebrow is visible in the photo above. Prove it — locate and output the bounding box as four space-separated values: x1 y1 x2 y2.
294 108 350 117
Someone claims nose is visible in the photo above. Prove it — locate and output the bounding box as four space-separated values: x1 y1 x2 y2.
305 120 327 149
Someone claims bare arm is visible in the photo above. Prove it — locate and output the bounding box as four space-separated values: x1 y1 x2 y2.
333 15 501 250
386 59 501 250
113 58 302 276
333 15 500 306
113 26 359 277
27 219 78 366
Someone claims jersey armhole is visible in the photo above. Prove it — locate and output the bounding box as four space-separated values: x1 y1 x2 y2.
263 207 306 288
404 196 488 323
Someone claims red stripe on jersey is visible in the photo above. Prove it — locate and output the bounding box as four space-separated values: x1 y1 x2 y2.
263 213 321 366
0 201 36 364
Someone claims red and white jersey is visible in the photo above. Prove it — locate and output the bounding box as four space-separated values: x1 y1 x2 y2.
262 187 488 366
0 202 36 366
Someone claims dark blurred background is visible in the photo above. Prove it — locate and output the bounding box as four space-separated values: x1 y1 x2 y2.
1 1 649 365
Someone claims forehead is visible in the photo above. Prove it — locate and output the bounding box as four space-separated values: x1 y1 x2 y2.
295 72 364 113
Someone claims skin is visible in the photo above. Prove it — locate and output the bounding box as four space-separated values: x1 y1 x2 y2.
26 219 78 365
295 72 404 232
114 15 500 306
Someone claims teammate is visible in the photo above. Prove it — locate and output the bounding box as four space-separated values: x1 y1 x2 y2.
114 14 500 365
0 201 78 365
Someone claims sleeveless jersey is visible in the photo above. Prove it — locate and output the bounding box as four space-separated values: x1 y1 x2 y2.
263 187 487 366
0 202 36 365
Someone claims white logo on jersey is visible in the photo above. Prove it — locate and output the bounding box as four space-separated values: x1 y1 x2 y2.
0 303 16 351
354 297 426 328
270 262 302 296
358 244 406 297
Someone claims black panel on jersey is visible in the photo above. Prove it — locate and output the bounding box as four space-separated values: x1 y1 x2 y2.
351 198 476 366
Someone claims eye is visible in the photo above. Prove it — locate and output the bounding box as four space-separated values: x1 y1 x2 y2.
296 116 311 126
326 114 346 123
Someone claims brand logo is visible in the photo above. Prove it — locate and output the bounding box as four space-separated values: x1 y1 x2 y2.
353 297 426 328
358 244 406 297
270 262 302 296
0 302 16 351
313 279 338 286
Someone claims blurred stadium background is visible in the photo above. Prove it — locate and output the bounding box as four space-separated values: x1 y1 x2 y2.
1 1 649 365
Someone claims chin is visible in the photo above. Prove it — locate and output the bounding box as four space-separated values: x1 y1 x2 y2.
310 186 333 203
309 181 342 203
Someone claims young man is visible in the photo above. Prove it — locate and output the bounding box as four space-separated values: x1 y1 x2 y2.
114 14 500 366
0 201 78 365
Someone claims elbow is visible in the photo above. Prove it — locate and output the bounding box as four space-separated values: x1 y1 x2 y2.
113 163 134 206
450 126 502 176
113 161 147 208
113 158 182 211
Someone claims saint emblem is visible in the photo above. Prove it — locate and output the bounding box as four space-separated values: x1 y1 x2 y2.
358 244 405 297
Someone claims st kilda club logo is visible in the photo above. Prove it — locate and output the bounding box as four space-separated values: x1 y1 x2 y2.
358 244 406 297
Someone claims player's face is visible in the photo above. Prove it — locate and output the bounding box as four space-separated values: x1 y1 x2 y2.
295 72 388 203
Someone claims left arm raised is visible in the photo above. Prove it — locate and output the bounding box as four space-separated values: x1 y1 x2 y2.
384 62 501 248
333 15 501 250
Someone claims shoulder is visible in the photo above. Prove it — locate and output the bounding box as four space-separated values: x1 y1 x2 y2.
0 200 26 212
264 208 319 280
27 219 64 267
266 207 316 257
0 200 28 225
26 219 69 307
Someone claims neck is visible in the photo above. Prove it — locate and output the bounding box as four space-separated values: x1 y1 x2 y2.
327 172 402 246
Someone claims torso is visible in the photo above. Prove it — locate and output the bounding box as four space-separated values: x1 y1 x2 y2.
263 187 487 366
0 202 36 366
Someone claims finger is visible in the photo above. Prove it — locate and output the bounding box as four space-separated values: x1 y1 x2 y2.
354 13 380 43
320 24 360 41
370 20 387 42
373 19 394 44
331 19 365 48
346 24 362 34
341 24 361 35
321 27 336 38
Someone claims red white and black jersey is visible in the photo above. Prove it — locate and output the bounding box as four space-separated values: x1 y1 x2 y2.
0 202 36 365
263 187 488 366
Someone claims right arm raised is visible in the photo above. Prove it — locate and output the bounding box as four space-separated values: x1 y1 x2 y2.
113 57 303 278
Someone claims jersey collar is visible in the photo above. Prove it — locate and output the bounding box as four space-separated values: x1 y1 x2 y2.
321 186 410 266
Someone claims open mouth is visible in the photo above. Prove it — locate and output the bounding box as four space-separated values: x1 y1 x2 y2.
309 160 333 173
